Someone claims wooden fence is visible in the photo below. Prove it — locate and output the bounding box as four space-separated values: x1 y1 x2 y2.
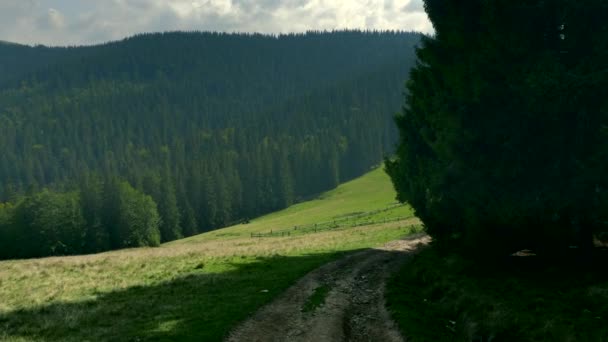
250 215 413 238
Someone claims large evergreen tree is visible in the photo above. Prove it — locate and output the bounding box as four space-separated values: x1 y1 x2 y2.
387 0 608 256
105 181 161 248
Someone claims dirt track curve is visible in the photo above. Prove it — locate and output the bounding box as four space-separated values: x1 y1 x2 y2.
226 235 430 342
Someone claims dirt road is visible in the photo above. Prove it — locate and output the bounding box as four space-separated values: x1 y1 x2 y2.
226 235 430 342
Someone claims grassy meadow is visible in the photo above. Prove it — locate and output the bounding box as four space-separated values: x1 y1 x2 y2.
177 167 414 242
0 168 418 341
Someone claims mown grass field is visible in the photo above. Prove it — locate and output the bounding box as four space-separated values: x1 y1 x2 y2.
0 168 418 342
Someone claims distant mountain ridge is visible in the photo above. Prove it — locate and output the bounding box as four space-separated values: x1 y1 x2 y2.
0 30 420 258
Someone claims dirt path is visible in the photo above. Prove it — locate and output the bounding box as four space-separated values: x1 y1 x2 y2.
226 235 430 342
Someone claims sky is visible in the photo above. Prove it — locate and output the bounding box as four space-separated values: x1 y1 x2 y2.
0 0 431 46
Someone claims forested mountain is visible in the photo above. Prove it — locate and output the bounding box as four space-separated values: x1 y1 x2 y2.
0 30 419 259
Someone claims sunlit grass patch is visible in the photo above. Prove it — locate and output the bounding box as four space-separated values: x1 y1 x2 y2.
0 168 417 341
175 167 413 243
0 224 414 341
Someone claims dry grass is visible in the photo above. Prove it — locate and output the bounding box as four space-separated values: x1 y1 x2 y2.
0 168 419 341
0 220 418 314
0 222 420 341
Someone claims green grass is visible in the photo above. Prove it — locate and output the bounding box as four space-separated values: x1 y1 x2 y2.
387 247 608 342
0 168 417 341
302 285 331 313
175 167 414 243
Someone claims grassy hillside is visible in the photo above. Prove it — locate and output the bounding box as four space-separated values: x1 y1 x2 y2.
0 168 418 341
178 167 414 242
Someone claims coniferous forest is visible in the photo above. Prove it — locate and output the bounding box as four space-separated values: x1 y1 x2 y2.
0 31 420 259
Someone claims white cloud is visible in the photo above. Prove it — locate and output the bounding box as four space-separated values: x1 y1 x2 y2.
403 0 424 13
47 8 67 29
0 0 432 46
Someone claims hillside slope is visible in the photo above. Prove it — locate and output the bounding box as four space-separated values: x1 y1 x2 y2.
0 168 418 341
179 166 414 242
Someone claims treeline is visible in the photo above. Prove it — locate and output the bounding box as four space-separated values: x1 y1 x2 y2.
0 181 160 258
0 30 419 259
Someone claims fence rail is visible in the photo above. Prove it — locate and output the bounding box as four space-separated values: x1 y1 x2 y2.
250 215 415 238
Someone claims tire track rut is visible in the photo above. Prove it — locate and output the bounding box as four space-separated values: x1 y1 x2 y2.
226 235 430 342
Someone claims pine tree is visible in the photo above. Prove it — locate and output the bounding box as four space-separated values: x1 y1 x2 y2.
158 169 182 242
181 201 199 237
79 174 110 253
108 181 161 248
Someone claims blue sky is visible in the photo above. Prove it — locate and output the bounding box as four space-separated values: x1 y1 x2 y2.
0 0 431 46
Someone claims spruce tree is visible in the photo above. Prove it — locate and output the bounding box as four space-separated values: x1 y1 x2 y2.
387 0 608 256
158 168 182 242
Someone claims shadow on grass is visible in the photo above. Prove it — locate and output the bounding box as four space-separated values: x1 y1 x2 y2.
387 246 608 342
1 248 390 342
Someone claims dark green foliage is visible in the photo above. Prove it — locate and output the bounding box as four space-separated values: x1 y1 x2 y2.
0 202 16 259
108 181 161 248
387 248 608 341
0 180 161 259
180 201 199 237
0 30 419 259
157 169 182 242
387 1 608 255
79 174 111 253
11 190 85 258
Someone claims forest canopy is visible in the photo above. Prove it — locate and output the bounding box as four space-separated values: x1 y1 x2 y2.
0 30 420 259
